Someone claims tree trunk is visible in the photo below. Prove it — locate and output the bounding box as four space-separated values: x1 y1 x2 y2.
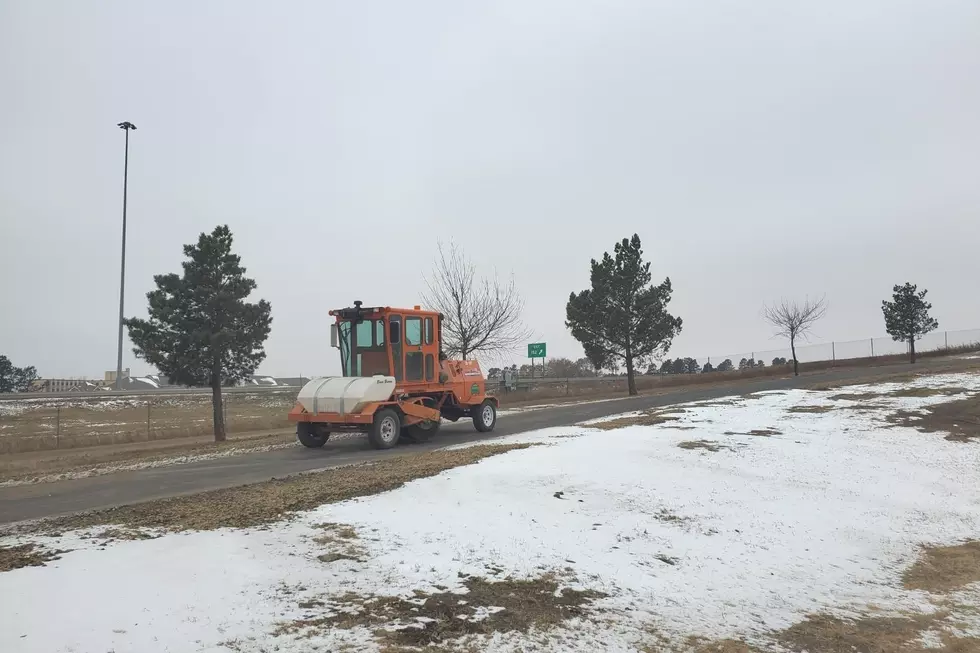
212 378 226 442
909 337 916 364
791 338 799 377
625 355 637 396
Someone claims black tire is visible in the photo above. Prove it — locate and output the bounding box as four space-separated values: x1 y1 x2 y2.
368 408 401 450
297 423 330 448
404 398 441 443
472 399 497 433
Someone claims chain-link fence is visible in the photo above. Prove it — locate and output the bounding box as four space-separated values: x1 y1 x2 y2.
701 327 980 369
493 328 980 405
0 389 297 454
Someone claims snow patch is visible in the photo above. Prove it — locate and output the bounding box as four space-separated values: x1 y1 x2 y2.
2 373 980 652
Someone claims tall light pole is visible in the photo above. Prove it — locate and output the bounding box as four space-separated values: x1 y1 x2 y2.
115 121 137 390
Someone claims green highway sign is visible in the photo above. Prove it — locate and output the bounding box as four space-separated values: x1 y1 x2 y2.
527 342 547 358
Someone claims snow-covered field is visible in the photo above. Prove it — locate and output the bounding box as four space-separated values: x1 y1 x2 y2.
2 373 980 652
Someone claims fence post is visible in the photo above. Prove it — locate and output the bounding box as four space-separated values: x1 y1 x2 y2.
832 341 835 364
871 338 875 358
945 331 949 350
147 402 151 437
56 406 61 448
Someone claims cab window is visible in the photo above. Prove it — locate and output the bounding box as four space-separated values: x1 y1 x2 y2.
406 317 422 346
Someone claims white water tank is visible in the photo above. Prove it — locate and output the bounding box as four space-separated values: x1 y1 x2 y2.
297 376 396 415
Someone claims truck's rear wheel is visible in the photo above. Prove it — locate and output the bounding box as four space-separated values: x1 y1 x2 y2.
404 398 440 443
472 400 497 433
297 423 330 448
369 408 401 449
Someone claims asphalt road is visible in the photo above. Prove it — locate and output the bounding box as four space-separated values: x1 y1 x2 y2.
0 363 933 525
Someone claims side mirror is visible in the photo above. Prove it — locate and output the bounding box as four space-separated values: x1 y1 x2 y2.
330 324 339 348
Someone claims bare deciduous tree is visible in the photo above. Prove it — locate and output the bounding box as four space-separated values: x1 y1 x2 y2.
422 242 531 361
762 296 828 376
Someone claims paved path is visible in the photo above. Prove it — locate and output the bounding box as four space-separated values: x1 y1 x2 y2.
0 364 927 524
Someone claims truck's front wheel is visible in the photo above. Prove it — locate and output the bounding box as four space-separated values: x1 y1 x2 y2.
369 408 402 449
472 400 497 433
297 423 330 448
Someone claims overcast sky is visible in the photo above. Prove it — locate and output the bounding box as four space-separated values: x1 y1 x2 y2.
2 1 979 379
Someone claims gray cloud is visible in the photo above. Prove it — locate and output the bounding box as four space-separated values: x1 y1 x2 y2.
2 0 978 378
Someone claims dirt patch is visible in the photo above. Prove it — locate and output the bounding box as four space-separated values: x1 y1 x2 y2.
681 636 763 653
313 523 365 564
677 440 730 452
8 443 535 536
83 528 159 543
903 541 980 593
0 542 66 572
776 610 980 653
654 508 691 525
888 386 971 399
888 395 980 442
590 408 687 431
829 392 882 401
276 573 605 648
723 429 781 437
787 405 834 414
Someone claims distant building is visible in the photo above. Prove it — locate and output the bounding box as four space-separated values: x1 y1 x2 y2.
32 378 106 393
104 368 131 384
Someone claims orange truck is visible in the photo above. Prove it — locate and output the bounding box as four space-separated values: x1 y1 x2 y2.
288 301 498 449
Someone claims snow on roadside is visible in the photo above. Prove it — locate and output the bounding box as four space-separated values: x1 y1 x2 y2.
2 373 980 652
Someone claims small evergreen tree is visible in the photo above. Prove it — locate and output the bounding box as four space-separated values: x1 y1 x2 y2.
124 226 272 441
701 361 715 373
716 358 735 372
566 235 682 395
881 282 938 363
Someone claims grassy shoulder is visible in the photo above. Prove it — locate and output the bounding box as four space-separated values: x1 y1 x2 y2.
2 442 535 539
0 428 297 485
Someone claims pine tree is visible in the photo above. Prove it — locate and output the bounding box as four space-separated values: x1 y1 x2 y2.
124 226 272 441
566 234 682 395
0 356 37 392
0 355 38 393
881 282 938 363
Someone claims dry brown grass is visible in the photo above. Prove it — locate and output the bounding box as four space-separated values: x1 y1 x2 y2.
0 542 66 572
888 395 980 443
827 387 970 402
903 541 980 593
0 390 296 454
0 429 296 483
787 405 834 414
589 408 687 431
313 522 365 564
677 440 730 452
276 573 605 648
674 636 763 653
723 428 781 437
776 611 980 653
890 386 971 399
9 443 534 536
829 391 882 401
497 348 980 407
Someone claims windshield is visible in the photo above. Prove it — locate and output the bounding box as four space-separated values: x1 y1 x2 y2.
338 319 387 376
